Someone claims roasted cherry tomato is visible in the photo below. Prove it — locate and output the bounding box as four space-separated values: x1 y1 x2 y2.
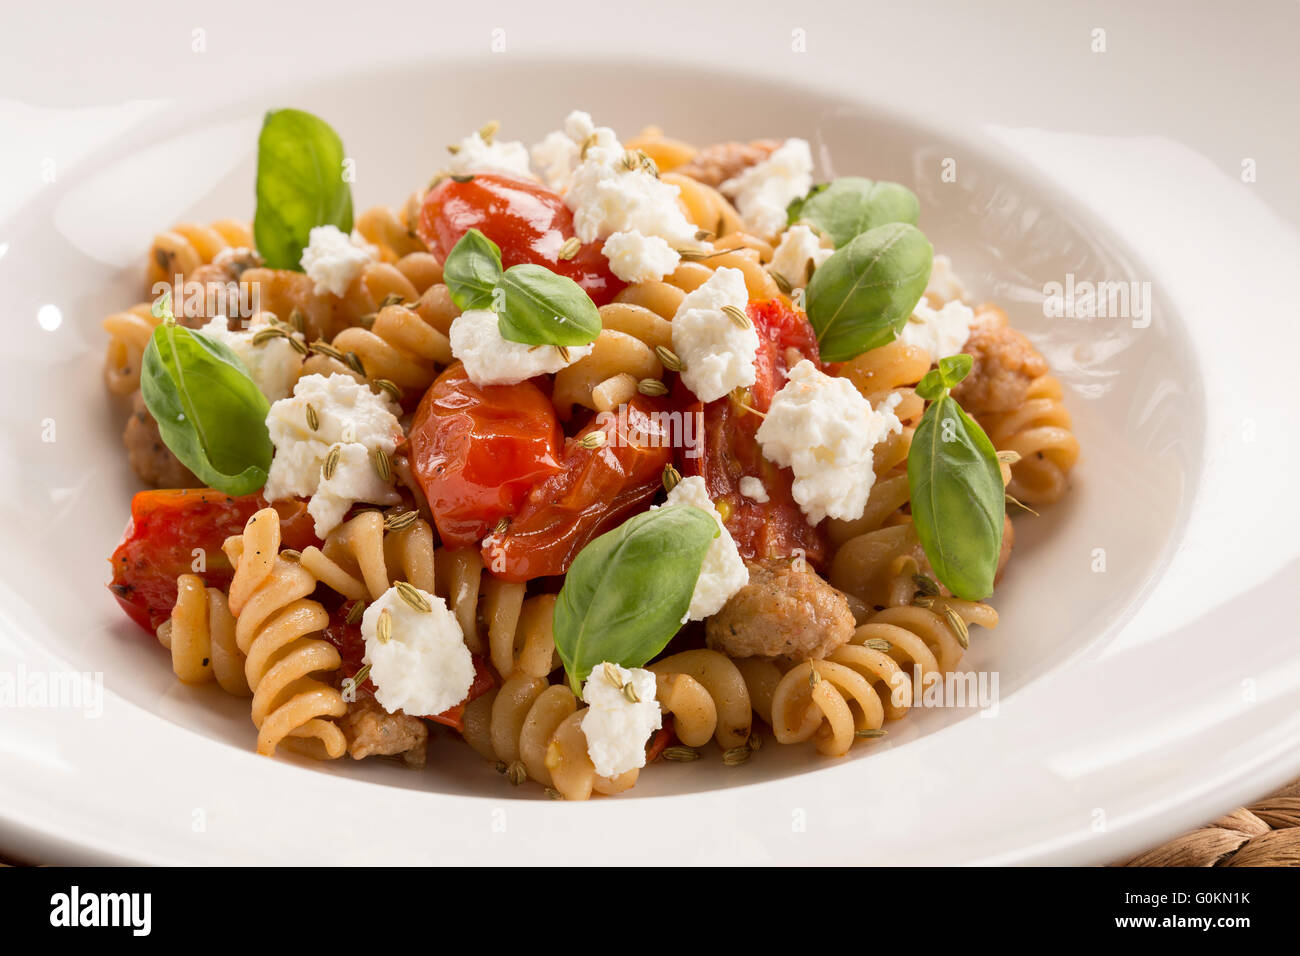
418 172 625 305
681 299 830 569
323 599 496 732
482 395 676 582
408 363 565 550
108 489 318 634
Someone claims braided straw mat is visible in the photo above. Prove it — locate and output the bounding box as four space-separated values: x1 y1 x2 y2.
1120 778 1300 866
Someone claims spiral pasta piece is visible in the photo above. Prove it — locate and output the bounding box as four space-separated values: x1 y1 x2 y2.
461 677 636 799
146 219 253 290
624 127 699 172
554 239 783 415
102 303 160 395
768 599 997 756
224 508 347 758
662 171 745 238
298 509 435 602
355 198 428 263
978 375 1080 506
156 573 249 696
648 650 751 749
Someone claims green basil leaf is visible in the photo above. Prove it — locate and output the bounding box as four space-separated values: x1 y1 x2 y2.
790 177 920 249
442 228 503 311
253 108 354 270
786 182 829 226
552 505 719 687
908 394 1004 600
141 323 273 496
806 222 933 362
495 263 601 347
937 353 973 386
917 353 973 399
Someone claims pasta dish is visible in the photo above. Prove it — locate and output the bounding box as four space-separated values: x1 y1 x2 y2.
103 109 1078 799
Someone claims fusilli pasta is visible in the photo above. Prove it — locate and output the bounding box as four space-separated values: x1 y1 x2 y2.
146 219 253 290
224 507 348 758
156 573 249 696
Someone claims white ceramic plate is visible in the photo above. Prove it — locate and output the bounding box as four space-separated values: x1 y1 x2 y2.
2 46 1299 865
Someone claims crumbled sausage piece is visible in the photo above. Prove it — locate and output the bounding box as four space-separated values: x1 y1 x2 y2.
675 139 781 188
123 390 201 488
706 559 855 661
951 305 1049 415
340 696 428 768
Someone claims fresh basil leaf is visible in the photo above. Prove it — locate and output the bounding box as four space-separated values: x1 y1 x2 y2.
908 394 1004 600
495 263 601 347
790 177 919 249
786 182 829 227
937 353 972 386
141 323 273 496
806 222 933 362
442 228 503 311
552 505 719 688
254 108 354 270
917 353 973 399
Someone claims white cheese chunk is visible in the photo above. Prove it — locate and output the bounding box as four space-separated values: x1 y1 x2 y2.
670 267 758 403
199 315 303 402
445 130 533 178
362 584 475 717
738 476 770 502
530 110 621 193
563 119 697 246
720 138 814 239
769 224 833 290
926 254 968 303
263 373 402 537
602 229 681 283
448 308 593 386
898 299 976 361
580 662 662 778
299 225 373 297
650 475 748 621
756 360 903 524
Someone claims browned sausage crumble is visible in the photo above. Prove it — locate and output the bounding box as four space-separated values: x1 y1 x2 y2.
706 559 855 661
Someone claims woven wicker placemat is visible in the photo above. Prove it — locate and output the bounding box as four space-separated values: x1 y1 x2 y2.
1120 778 1300 866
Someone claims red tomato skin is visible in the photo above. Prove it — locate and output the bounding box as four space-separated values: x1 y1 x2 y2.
418 173 625 306
323 600 496 732
681 299 830 569
408 363 565 550
482 395 676 582
108 490 318 634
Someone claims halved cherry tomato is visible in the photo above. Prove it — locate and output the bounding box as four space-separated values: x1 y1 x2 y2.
418 172 625 306
681 299 830 569
482 395 676 582
408 363 565 550
323 599 496 732
107 489 318 634
646 724 676 763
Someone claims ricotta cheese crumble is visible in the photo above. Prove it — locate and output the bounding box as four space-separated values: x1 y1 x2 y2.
362 584 475 717
581 661 662 778
448 308 593 386
756 360 903 524
263 373 403 536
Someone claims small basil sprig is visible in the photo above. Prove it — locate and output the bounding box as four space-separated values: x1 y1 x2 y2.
552 505 719 689
254 108 354 270
806 222 932 362
443 228 503 311
140 292 273 495
788 177 920 249
907 354 1004 600
442 229 601 347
